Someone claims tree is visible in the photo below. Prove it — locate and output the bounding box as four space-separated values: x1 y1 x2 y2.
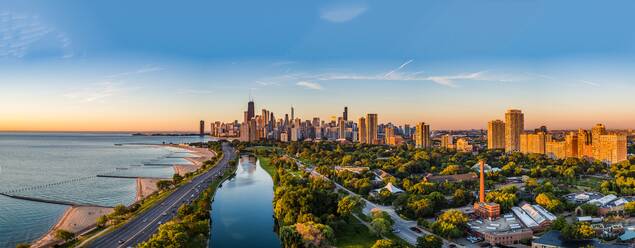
294 222 335 248
452 189 471 206
551 217 567 231
279 225 303 248
625 201 635 216
173 173 184 184
485 191 517 211
440 165 460 175
371 239 401 248
561 222 596 240
430 210 467 238
157 180 172 191
371 218 392 237
113 204 128 216
55 229 75 242
337 195 365 219
535 193 562 212
15 243 30 248
416 235 442 248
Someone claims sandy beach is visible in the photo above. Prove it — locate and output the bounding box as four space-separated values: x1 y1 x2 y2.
136 178 161 202
32 206 113 248
174 164 198 176
31 144 216 247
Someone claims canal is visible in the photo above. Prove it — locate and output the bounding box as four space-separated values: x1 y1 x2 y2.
209 155 280 248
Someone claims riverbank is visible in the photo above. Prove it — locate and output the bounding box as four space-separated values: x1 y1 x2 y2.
31 206 113 248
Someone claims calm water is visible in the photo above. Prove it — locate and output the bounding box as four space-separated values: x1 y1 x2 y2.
0 132 211 247
210 156 280 248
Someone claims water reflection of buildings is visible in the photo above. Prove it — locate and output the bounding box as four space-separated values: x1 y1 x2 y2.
240 155 258 174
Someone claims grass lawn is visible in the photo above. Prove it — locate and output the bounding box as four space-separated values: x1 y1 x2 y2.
334 218 380 248
258 157 277 178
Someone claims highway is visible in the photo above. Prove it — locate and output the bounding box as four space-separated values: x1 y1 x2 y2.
88 143 235 248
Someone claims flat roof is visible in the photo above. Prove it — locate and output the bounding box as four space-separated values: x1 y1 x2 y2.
469 215 529 234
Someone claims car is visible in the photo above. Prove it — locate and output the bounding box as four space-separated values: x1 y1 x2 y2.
158 221 163 225
392 228 400 233
409 227 423 233
118 240 124 244
162 212 168 216
142 218 147 223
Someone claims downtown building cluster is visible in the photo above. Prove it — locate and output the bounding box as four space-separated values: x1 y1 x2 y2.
207 100 435 148
488 109 628 164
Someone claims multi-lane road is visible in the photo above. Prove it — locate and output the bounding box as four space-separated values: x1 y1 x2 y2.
88 143 235 248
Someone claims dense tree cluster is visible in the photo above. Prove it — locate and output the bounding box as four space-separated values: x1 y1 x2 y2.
139 182 216 247
429 210 468 238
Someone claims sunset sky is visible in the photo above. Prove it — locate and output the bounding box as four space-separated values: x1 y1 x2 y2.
1 0 635 131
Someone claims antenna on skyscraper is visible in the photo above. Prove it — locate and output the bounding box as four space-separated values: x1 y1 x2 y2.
249 89 253 101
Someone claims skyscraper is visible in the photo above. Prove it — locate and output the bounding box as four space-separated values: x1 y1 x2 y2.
247 100 255 120
199 120 205 136
343 107 348 121
291 106 294 121
564 132 579 158
338 118 346 140
366 114 378 144
415 122 431 148
487 120 505 149
592 123 607 158
597 133 627 164
441 134 454 149
358 117 367 143
505 109 524 152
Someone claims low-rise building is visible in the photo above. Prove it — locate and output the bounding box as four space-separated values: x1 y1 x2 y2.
468 214 533 246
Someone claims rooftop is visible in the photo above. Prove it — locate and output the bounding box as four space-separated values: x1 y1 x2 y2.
534 230 627 248
468 214 529 235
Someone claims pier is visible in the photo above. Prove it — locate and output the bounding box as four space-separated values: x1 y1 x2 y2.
0 193 109 208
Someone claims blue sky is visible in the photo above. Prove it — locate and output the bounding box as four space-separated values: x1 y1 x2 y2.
1 0 635 131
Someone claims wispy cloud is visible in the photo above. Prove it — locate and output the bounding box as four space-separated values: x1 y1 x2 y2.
0 12 74 59
63 82 125 103
320 4 367 23
296 81 323 90
106 65 163 78
384 59 413 78
580 80 600 87
255 81 280 87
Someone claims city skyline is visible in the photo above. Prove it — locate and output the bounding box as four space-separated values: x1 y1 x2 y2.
2 1 635 131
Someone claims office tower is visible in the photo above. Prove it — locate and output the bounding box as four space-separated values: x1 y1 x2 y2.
199 120 205 136
564 132 578 158
487 120 505 149
312 117 320 128
455 138 473 152
248 119 257 142
592 123 607 158
441 134 454 149
505 109 524 152
338 119 346 140
358 117 367 143
414 122 431 148
343 107 348 121
284 114 289 127
385 126 395 145
247 100 255 120
243 111 249 124
291 106 294 121
270 112 275 130
597 133 627 164
578 129 593 158
366 114 378 144
404 124 410 138
520 132 551 154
